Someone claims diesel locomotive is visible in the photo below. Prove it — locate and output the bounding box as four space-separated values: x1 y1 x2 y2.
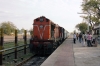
29 16 69 55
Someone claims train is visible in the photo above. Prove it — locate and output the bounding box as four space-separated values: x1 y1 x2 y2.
29 16 69 55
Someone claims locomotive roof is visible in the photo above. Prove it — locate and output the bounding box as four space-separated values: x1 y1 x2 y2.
34 16 57 25
33 16 67 29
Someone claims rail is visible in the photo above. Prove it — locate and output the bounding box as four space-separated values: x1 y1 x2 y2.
0 44 29 53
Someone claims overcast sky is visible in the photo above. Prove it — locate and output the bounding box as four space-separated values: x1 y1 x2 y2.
0 0 83 32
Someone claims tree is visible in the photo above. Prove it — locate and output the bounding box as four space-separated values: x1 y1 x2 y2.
29 28 33 36
75 22 88 33
73 30 76 33
20 28 25 33
0 21 17 35
81 0 100 30
17 29 20 33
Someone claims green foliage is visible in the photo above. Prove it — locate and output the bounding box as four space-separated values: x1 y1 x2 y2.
0 21 17 35
17 29 20 33
29 28 33 36
82 0 100 11
81 0 100 29
73 30 76 33
20 28 25 33
76 22 88 33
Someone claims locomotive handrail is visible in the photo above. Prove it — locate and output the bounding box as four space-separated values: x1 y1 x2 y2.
0 44 29 53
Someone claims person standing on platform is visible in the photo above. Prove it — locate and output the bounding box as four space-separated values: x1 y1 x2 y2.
76 33 79 40
79 33 82 43
82 33 85 47
84 33 87 42
86 32 92 47
73 33 76 44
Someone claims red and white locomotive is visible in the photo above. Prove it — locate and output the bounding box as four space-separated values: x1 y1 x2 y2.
29 16 68 55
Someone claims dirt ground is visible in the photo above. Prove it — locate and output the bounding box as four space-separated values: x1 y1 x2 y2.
3 35 31 42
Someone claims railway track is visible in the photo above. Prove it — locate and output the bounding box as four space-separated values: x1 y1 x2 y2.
21 55 49 66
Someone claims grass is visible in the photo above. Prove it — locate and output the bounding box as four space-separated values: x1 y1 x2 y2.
3 40 29 48
2 39 33 66
3 40 30 55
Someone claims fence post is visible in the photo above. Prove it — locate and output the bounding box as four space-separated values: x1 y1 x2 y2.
0 28 3 65
24 30 27 54
15 30 17 59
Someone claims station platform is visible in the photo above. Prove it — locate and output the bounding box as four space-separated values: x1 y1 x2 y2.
41 39 75 66
41 38 100 66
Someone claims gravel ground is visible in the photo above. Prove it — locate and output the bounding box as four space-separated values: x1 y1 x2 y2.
22 56 48 66
3 35 30 42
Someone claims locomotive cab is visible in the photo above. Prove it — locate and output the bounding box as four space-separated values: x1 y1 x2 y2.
30 16 55 55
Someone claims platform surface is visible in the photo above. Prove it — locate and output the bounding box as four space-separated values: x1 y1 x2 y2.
41 38 100 66
41 39 75 66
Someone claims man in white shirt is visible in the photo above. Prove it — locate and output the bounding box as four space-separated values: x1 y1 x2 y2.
82 33 86 46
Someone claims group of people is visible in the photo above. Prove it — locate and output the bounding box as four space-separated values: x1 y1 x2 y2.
73 32 94 47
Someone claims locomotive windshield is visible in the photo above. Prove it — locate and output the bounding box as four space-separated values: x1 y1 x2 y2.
40 17 44 22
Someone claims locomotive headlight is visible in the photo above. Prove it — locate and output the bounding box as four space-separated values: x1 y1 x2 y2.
40 25 43 28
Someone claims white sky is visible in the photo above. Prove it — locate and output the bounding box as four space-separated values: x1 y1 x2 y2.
0 0 83 32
